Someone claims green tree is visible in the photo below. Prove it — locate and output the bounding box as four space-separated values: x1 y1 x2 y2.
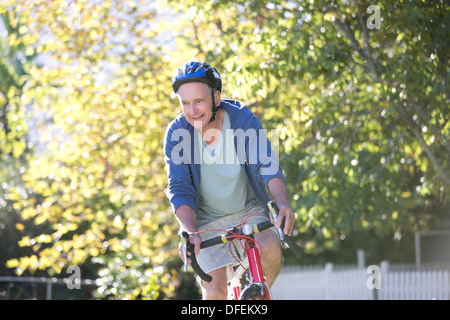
2 0 183 299
0 11 36 279
166 0 449 261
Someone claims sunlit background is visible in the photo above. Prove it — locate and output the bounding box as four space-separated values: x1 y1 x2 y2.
0 0 449 299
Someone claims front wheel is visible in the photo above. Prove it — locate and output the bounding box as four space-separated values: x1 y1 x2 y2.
239 283 266 300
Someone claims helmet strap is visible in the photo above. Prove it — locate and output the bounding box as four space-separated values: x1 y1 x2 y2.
208 91 219 124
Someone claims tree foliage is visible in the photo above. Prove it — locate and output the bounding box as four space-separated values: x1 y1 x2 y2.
1 0 448 299
0 8 35 279
2 0 181 299
166 0 449 259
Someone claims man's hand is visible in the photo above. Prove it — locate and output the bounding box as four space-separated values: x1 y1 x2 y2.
178 233 202 265
274 204 295 236
267 177 296 236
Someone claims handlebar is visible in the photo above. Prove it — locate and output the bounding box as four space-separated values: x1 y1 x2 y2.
179 201 302 283
267 201 303 253
179 231 213 282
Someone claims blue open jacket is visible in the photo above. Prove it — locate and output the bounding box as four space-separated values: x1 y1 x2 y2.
164 99 286 215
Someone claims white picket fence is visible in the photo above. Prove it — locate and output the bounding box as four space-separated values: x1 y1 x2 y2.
271 262 450 300
379 270 449 300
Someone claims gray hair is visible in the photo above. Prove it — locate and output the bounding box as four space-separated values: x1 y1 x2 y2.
175 82 214 97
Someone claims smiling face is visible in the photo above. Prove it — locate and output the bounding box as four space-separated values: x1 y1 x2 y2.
177 82 220 130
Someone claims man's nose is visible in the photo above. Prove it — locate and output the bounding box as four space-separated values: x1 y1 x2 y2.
189 102 198 114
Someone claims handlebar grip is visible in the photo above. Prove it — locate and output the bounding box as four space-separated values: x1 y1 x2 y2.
283 235 303 257
200 235 227 249
187 241 212 283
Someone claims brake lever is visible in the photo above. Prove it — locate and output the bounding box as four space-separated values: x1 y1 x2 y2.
267 201 303 255
178 231 189 271
267 201 284 241
178 231 212 282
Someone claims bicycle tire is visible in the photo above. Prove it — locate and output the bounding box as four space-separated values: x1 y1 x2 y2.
239 283 266 300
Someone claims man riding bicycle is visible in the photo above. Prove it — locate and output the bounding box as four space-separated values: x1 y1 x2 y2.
164 61 295 300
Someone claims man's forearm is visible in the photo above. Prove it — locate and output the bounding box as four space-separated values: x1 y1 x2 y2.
267 177 291 208
267 177 295 236
175 204 198 233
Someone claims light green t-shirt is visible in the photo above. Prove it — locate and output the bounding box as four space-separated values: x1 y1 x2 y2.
197 110 256 220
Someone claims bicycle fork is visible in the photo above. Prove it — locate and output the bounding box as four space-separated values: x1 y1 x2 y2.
244 238 271 299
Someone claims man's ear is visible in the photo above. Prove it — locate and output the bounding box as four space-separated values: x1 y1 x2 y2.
214 90 221 106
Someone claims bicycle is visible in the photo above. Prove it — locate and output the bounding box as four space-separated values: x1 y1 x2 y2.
179 201 302 300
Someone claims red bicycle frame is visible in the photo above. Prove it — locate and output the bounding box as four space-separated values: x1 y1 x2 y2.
246 238 271 299
229 235 271 300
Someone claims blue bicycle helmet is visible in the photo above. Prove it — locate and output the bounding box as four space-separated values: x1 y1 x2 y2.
172 61 222 123
172 61 222 93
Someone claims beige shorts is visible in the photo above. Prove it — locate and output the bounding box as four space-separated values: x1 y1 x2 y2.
195 202 279 275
